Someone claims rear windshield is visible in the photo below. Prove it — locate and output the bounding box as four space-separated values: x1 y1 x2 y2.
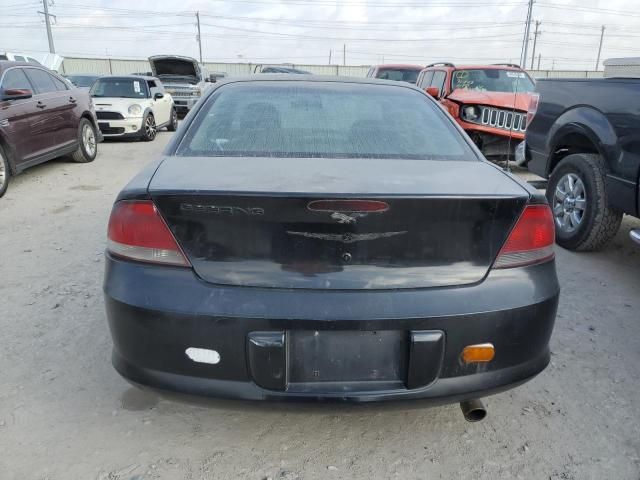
375 68 420 83
90 77 148 98
451 69 535 93
67 75 98 87
176 82 474 161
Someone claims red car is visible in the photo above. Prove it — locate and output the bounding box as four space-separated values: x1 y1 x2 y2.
416 63 534 160
0 61 102 197
366 64 424 84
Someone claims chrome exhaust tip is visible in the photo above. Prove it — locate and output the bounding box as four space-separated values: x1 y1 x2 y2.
460 399 487 422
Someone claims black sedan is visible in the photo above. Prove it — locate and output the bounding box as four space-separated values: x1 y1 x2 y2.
104 76 559 421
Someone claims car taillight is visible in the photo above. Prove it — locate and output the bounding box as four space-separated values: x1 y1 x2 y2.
107 200 190 266
526 93 540 127
493 204 555 269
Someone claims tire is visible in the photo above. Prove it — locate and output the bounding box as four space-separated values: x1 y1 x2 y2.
71 118 98 163
546 153 622 251
0 145 10 198
141 113 157 142
167 108 178 132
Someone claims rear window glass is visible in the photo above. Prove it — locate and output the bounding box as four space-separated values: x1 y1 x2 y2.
375 68 420 84
177 82 474 161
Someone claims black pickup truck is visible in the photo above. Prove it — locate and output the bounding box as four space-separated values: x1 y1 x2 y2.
524 77 640 250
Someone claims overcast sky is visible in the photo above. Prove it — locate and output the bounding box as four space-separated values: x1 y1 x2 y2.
2 0 639 70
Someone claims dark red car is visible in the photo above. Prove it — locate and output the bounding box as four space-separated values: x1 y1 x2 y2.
0 61 102 197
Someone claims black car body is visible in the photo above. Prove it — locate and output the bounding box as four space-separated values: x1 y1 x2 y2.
524 77 640 250
104 76 559 410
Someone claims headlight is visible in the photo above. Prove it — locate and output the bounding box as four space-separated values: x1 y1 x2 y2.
128 104 142 115
193 88 202 97
462 105 481 122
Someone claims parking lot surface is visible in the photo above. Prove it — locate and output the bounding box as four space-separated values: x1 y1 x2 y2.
1 132 639 480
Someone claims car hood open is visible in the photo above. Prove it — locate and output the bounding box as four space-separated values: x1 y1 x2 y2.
447 89 532 111
149 55 200 81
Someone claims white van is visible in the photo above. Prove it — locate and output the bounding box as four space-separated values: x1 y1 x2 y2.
0 52 42 65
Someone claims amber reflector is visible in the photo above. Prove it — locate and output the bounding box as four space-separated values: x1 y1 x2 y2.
462 343 495 364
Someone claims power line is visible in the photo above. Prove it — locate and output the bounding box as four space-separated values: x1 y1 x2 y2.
199 22 525 42
537 2 640 18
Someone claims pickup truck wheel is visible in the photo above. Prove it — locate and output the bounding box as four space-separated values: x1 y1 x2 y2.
167 108 178 132
71 118 98 163
0 145 10 198
141 113 157 142
547 153 622 251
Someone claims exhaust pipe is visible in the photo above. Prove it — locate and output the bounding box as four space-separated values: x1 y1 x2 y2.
460 399 487 422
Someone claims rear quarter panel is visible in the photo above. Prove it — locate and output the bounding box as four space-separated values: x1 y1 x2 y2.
528 78 640 186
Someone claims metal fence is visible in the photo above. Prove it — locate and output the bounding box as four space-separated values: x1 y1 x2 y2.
59 57 604 79
59 57 371 77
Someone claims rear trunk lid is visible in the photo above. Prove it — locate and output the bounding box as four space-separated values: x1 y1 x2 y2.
149 157 529 289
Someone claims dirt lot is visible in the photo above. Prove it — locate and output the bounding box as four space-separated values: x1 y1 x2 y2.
1 132 639 480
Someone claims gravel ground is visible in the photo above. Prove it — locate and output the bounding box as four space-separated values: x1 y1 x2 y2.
1 132 639 480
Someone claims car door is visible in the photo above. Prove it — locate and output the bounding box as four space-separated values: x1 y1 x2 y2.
430 70 447 98
418 71 434 91
23 67 72 155
49 71 80 146
0 67 41 168
147 79 171 125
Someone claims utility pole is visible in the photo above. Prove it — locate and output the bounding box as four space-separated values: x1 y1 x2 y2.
537 53 541 70
38 0 56 54
595 25 605 71
520 0 534 67
343 44 346 66
328 50 332 64
530 20 541 70
196 11 203 64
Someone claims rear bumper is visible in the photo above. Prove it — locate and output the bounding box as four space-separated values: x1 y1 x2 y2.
104 254 559 402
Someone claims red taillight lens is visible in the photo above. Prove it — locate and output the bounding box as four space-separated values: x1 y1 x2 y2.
307 199 389 213
494 204 555 269
526 93 540 127
107 200 190 266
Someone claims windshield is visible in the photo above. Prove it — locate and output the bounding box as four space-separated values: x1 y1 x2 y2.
177 81 473 160
375 68 420 84
90 77 149 98
66 75 98 88
451 69 535 93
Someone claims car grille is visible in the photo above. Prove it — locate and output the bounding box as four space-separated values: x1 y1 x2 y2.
98 123 125 135
479 107 527 132
168 90 195 97
96 111 124 120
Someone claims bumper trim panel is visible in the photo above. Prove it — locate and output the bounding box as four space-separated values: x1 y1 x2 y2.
407 330 445 389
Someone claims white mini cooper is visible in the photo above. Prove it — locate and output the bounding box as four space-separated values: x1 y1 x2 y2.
90 75 178 141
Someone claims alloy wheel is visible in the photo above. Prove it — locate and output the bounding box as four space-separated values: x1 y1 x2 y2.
145 116 157 140
0 155 6 190
552 172 586 233
82 124 96 157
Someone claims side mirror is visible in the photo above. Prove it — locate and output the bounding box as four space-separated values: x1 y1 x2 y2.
2 88 33 101
425 87 440 98
154 92 164 100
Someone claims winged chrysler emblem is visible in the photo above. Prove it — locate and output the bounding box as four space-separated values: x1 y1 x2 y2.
286 231 407 243
330 212 357 224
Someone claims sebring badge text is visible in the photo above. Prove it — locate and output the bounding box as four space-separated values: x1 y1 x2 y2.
180 203 265 216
